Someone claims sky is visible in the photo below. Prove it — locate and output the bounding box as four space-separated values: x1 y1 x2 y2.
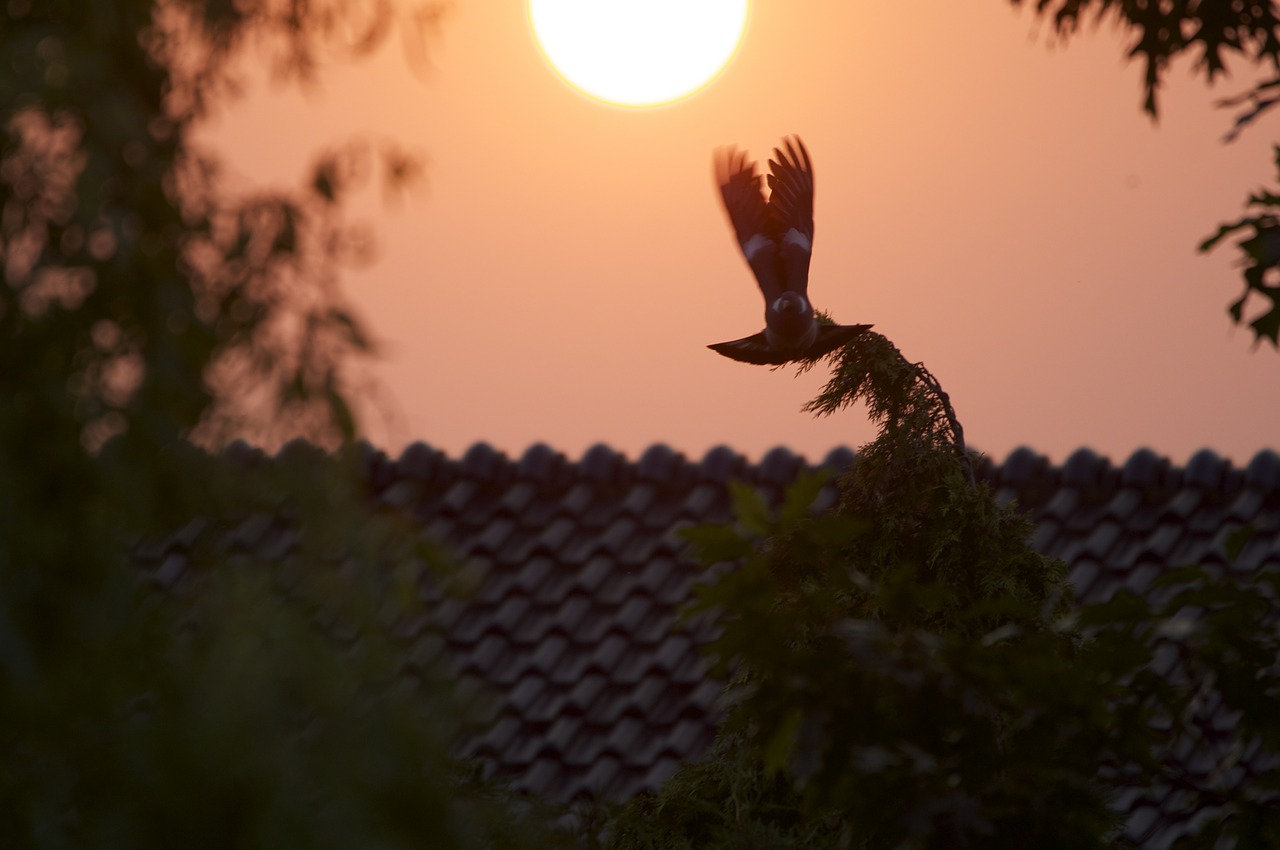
202 0 1280 467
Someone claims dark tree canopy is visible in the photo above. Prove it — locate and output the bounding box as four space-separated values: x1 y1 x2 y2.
1 0 441 456
1012 0 1280 347
0 3 563 848
1013 0 1280 116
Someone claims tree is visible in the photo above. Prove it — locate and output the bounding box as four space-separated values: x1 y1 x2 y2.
604 335 1280 848
1 2 560 847
603 8 1280 839
1007 0 1280 346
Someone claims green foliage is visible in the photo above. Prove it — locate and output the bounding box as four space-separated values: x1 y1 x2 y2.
1 1 561 847
1075 561 1280 849
606 739 840 850
801 332 964 455
1012 0 1280 348
0 0 426 453
1199 147 1280 346
3 442 566 849
610 339 1280 848
1010 0 1280 117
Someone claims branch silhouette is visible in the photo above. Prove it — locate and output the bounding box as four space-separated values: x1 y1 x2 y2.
798 330 974 484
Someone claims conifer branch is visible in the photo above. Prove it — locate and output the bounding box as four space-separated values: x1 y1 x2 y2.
799 331 974 484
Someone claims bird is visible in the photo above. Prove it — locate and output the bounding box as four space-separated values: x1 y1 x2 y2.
709 136 870 365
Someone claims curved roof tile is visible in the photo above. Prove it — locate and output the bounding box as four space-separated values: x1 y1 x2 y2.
153 441 1280 843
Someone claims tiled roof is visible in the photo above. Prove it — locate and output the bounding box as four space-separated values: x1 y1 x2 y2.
146 440 1280 846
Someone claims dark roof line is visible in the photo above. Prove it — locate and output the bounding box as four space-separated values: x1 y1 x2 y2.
231 438 1280 501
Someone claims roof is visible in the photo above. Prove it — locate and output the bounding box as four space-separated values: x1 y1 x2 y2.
146 440 1280 848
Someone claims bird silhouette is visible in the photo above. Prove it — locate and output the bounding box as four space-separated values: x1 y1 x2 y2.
709 136 870 365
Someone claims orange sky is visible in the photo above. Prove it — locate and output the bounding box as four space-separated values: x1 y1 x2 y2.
203 0 1279 467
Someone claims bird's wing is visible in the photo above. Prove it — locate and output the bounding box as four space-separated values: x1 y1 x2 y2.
715 147 784 305
803 323 872 361
766 137 815 297
709 323 872 366
707 332 792 365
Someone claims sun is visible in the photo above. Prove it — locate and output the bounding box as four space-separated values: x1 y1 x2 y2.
528 0 749 108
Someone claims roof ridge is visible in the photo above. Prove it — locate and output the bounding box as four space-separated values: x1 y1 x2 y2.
218 439 1280 497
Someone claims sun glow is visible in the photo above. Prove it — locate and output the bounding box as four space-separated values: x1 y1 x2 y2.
528 0 749 108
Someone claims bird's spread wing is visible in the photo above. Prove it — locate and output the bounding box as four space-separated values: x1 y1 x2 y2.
709 323 872 365
715 147 784 305
707 331 792 365
766 137 815 297
806 322 871 360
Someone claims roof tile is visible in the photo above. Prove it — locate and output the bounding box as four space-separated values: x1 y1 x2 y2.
461 442 508 481
1122 448 1168 489
589 633 629 674
1122 561 1162 596
440 479 481 518
1246 449 1280 490
637 444 682 483
517 443 563 483
613 597 652 636
567 672 609 713
580 443 626 484
529 632 569 673
1066 558 1101 598
620 484 658 517
822 446 857 471
1186 449 1227 490
1001 447 1052 492
605 715 648 756
698 445 747 483
562 724 606 768
759 446 802 487
1081 521 1123 560
399 441 443 482
581 753 624 797
166 441 1280 843
1103 487 1144 522
1062 447 1106 489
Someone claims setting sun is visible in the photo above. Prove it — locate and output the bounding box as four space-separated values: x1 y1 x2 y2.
527 0 749 107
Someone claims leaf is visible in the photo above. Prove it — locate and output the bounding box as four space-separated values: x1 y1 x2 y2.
1224 96 1280 143
1229 293 1248 323
762 708 805 775
1149 564 1211 589
1223 524 1257 562
1251 302 1280 344
1077 588 1151 627
326 308 372 351
680 523 753 563
326 383 356 441
729 480 770 535
1199 218 1254 252
803 513 869 548
314 166 337 202
779 469 832 527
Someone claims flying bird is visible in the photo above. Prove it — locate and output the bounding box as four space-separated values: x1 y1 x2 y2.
709 136 870 365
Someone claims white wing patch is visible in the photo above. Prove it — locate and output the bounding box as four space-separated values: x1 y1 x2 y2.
741 233 771 261
782 229 811 253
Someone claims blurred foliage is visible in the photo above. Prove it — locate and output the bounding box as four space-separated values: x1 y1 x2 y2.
1 0 431 453
607 342 1280 848
5 440 567 849
1009 0 1280 117
1 1 561 847
1199 148 1280 347
1009 0 1280 348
